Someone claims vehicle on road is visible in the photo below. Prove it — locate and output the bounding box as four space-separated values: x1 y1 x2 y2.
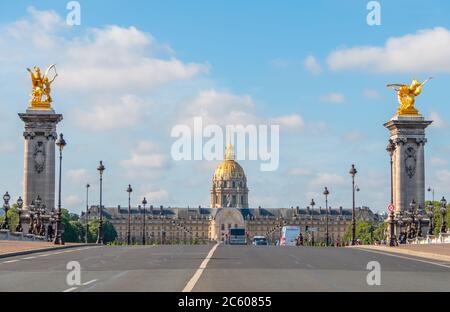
280 226 301 246
252 236 268 246
228 228 247 245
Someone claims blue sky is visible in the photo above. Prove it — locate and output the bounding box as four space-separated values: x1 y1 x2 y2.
1 1 450 214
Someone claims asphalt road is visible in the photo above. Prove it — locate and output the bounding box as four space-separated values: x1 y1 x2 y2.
0 244 449 292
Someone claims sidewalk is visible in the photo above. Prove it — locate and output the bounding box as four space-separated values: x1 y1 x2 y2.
0 240 85 258
353 244 450 262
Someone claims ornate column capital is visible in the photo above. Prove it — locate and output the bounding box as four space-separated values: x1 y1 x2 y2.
23 131 35 140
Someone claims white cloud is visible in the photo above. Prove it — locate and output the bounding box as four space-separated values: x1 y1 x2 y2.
431 157 448 167
120 141 169 170
287 168 312 176
362 89 381 99
60 25 208 92
143 188 171 204
0 141 16 152
343 130 364 142
270 58 290 69
271 114 305 132
429 111 448 129
319 93 345 104
304 55 322 75
327 27 450 73
65 194 82 206
73 95 148 131
309 173 346 189
0 7 207 93
181 89 260 126
67 168 91 184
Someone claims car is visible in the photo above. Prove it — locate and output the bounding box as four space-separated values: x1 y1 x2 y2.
252 236 268 246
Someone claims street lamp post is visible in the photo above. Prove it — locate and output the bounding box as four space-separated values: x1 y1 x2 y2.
408 200 417 239
386 139 396 245
323 187 330 247
1 191 11 230
427 202 434 235
416 205 424 238
427 187 435 202
15 196 24 232
54 133 66 245
126 184 133 245
142 197 147 245
349 164 357 245
85 183 90 243
34 195 42 235
96 161 105 244
440 196 447 234
310 199 315 246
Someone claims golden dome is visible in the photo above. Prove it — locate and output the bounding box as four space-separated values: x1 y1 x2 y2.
214 160 246 180
213 144 246 180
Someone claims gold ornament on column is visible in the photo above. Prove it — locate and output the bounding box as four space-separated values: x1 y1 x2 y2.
26 65 58 110
387 77 432 116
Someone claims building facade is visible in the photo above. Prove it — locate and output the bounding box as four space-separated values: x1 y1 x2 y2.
85 145 381 244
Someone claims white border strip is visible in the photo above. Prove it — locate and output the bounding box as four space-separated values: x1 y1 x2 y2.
358 248 450 269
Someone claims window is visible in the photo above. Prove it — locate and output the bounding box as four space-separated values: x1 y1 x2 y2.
232 181 236 188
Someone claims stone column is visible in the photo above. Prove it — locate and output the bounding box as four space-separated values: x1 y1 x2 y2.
384 115 431 213
19 109 63 214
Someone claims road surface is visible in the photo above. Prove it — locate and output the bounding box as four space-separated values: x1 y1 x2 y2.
0 244 448 292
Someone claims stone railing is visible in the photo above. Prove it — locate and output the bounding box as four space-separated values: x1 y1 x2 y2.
408 233 450 245
0 229 46 241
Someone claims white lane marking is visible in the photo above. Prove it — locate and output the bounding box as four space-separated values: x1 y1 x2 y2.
358 248 450 269
22 256 37 260
2 259 20 264
182 243 219 292
37 254 50 257
82 279 98 286
62 287 78 292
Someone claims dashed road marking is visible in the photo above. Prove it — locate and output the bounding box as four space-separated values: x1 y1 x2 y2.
22 256 37 260
182 243 219 292
82 279 98 286
2 259 20 264
62 287 78 292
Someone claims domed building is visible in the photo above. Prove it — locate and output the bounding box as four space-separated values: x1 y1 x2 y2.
210 144 249 208
85 145 380 245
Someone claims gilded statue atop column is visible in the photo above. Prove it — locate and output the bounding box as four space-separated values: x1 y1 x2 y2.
387 77 432 116
26 65 58 109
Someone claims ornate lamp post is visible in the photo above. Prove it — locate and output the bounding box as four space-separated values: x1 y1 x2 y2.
54 133 66 245
15 196 24 232
408 200 417 239
427 187 435 202
96 161 105 244
349 164 358 245
142 197 147 245
323 187 330 247
126 184 133 245
310 199 315 246
85 183 90 243
1 191 11 229
416 205 424 238
440 196 447 234
28 200 35 234
35 195 42 235
427 202 434 235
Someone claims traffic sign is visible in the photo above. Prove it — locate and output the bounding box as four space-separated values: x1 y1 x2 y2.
387 203 395 212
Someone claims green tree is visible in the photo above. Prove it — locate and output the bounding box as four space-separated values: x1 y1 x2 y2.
87 219 117 244
0 204 19 231
343 220 386 245
60 208 84 242
425 201 450 235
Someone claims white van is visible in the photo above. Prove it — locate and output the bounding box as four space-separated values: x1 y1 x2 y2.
280 226 300 246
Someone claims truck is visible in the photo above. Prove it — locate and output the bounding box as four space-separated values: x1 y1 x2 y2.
279 226 301 246
227 228 247 245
